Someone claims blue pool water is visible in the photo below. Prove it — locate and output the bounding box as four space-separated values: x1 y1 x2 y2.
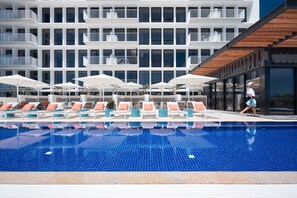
0 122 296 172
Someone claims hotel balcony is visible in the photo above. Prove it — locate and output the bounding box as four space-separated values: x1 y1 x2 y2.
0 56 38 69
0 10 37 24
83 56 138 70
83 9 138 23
187 56 209 70
83 33 137 47
188 9 245 23
0 33 38 47
188 33 235 46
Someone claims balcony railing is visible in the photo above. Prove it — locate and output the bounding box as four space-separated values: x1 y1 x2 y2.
0 10 37 22
189 33 236 42
85 56 138 66
188 56 210 65
85 33 137 42
84 8 137 20
189 9 244 19
0 56 37 67
0 33 37 44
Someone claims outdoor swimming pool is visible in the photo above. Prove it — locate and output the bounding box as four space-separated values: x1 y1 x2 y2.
0 122 296 171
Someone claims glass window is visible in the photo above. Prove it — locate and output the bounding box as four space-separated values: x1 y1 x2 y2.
235 75 245 111
176 29 186 45
164 50 174 67
176 71 186 77
78 71 87 86
42 71 50 84
54 29 62 45
201 28 210 41
151 7 161 22
189 7 198 18
176 50 186 67
151 71 161 84
103 7 112 18
201 49 210 62
163 29 174 45
55 71 63 84
216 81 224 110
54 50 63 68
103 71 112 76
151 50 162 67
67 50 75 68
127 7 137 18
226 78 234 111
79 7 87 22
189 49 198 65
91 71 99 76
176 7 186 22
238 7 247 22
139 7 149 22
139 50 149 67
115 50 125 64
91 28 100 41
42 50 50 68
226 28 235 41
127 49 137 64
79 29 87 45
270 69 294 114
139 71 150 85
201 7 210 18
151 29 161 45
42 8 50 23
79 50 87 68
18 71 25 77
67 29 75 45
164 7 173 22
164 71 174 83
66 71 75 83
127 29 137 41
127 71 137 83
115 28 125 41
66 8 75 23
115 71 125 82
91 50 99 64
30 71 38 80
226 7 235 17
42 29 50 45
115 7 125 18
30 50 38 59
54 8 62 23
139 29 149 45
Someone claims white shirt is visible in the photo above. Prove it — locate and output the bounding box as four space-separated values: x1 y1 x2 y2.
246 87 255 97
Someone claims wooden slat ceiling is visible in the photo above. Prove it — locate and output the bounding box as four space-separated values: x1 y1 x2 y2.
192 7 297 76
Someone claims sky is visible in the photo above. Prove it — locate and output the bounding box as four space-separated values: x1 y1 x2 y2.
260 0 285 18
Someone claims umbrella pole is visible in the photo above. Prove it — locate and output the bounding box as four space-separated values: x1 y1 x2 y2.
16 85 19 103
103 88 104 102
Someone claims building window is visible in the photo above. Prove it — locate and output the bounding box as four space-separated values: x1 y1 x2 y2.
54 29 62 45
127 7 137 18
54 8 62 23
226 7 235 17
42 8 50 23
55 71 63 84
67 29 75 45
152 50 162 67
127 29 137 41
151 71 161 84
176 7 186 22
164 50 174 67
66 71 75 83
115 49 125 64
201 7 210 18
42 29 50 45
30 50 38 59
103 71 112 76
176 29 186 45
226 78 234 111
115 7 125 18
139 50 150 67
91 50 99 64
42 71 50 84
226 28 235 41
151 29 161 45
66 8 75 23
79 7 87 22
79 50 87 68
163 29 174 45
176 71 186 77
164 71 174 83
176 50 186 67
139 29 149 45
42 50 50 68
151 7 161 22
127 71 137 83
78 71 87 86
139 71 150 85
201 49 210 62
164 7 173 22
91 71 99 76
30 71 38 80
127 49 137 64
115 28 125 41
115 71 125 82
67 50 75 68
79 29 87 45
139 7 149 22
238 7 247 22
54 50 63 68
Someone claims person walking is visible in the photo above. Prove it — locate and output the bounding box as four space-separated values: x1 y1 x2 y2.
240 82 256 116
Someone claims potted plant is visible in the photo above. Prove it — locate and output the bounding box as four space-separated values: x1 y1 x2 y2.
105 99 115 117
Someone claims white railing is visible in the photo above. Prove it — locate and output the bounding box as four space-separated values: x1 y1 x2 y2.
0 10 37 22
189 9 245 19
85 33 137 42
85 8 137 19
0 33 37 44
85 56 137 65
189 33 224 42
0 56 37 67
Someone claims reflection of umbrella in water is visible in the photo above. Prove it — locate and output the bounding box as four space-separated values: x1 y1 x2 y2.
0 135 48 149
150 128 175 136
77 136 125 150
84 128 114 136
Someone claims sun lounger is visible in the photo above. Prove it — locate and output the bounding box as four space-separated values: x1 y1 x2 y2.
166 102 187 119
0 102 19 118
52 102 86 119
192 101 221 120
22 102 64 119
81 102 107 119
140 101 157 118
1 102 40 119
110 102 131 119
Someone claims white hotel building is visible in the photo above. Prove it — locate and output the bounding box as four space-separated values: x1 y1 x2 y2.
0 0 259 96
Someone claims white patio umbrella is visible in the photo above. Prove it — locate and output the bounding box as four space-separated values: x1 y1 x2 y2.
54 82 82 102
77 74 124 102
169 74 217 101
0 74 48 102
150 82 174 103
119 82 143 102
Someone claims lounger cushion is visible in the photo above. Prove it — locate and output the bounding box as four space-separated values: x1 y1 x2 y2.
94 103 105 111
118 104 128 110
46 104 58 111
194 103 206 110
71 103 82 111
143 104 153 110
168 104 178 111
22 104 35 111
0 104 12 111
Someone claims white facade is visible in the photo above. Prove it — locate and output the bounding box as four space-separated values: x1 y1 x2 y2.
0 0 259 95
